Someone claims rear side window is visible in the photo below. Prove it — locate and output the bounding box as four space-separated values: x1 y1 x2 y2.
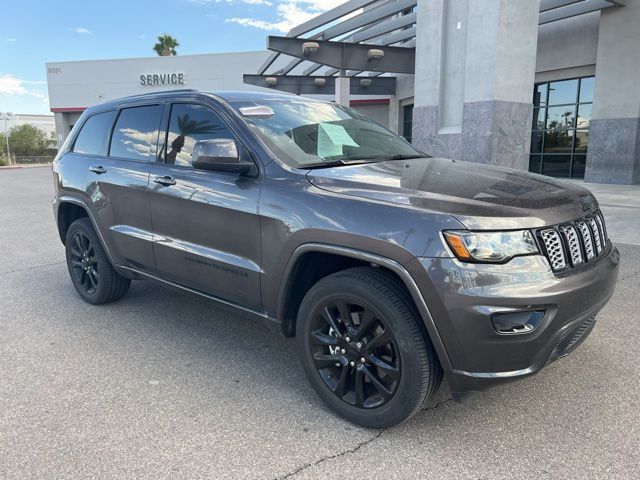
109 105 162 161
72 110 116 156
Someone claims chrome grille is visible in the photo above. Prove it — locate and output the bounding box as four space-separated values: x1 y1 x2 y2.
560 225 583 266
538 210 609 273
588 217 603 254
576 220 595 260
596 211 608 242
540 229 566 270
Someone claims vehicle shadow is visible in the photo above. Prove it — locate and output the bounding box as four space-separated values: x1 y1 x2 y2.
59 274 567 426
43 264 625 425
57 272 598 430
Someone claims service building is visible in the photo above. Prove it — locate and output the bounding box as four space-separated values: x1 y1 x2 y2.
46 0 640 184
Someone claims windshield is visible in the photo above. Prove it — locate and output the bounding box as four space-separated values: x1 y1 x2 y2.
229 98 424 168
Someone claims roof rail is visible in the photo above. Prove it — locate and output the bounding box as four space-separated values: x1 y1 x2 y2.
120 88 199 100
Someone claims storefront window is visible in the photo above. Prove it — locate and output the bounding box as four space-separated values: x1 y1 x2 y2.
529 76 594 178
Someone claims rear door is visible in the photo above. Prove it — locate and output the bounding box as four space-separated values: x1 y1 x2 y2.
148 101 262 310
74 103 162 270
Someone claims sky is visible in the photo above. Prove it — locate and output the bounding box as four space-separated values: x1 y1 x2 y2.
0 0 348 115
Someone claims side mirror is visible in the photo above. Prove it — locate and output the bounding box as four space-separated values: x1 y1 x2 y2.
192 139 255 175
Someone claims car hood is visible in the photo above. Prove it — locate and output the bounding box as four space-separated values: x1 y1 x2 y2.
305 157 598 230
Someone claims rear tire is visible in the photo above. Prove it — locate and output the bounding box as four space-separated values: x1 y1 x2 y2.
65 218 131 305
296 266 441 428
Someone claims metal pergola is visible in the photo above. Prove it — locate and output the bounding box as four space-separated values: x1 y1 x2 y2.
243 0 623 95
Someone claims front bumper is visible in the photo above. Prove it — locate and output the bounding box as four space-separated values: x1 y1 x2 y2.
407 243 620 394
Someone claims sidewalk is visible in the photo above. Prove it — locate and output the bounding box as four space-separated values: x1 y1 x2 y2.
0 163 51 170
567 180 640 246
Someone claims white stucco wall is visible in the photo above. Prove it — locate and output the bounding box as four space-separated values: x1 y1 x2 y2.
535 11 599 82
414 0 538 114
4 114 55 138
591 0 640 119
46 51 277 110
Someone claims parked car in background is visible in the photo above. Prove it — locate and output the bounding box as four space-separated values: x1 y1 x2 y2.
52 90 619 428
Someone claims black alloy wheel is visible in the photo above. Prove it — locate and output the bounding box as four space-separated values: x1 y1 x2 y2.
309 299 400 409
296 267 441 429
69 231 100 295
65 218 131 305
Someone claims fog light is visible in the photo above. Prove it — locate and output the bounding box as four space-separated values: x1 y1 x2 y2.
491 310 544 334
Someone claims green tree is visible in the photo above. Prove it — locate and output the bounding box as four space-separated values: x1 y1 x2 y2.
153 34 179 56
7 124 49 156
0 131 7 166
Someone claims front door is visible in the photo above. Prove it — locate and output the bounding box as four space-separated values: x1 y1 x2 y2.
148 102 262 311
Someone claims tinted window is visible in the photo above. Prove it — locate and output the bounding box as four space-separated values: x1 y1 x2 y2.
166 104 235 167
579 77 595 103
576 103 591 129
548 79 578 105
533 83 547 106
533 107 545 130
529 76 594 179
547 106 575 129
72 111 116 156
110 105 162 161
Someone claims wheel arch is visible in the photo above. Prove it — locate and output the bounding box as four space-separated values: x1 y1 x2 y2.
56 196 117 267
277 243 453 372
57 200 89 244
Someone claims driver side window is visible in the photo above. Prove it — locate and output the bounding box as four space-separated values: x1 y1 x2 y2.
165 103 236 167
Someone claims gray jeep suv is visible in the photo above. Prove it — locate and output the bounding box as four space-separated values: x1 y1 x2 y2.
52 90 619 428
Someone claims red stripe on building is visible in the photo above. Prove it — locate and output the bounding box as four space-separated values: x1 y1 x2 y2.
349 99 390 106
50 107 87 113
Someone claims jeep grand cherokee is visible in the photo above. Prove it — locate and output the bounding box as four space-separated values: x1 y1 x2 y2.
52 90 619 428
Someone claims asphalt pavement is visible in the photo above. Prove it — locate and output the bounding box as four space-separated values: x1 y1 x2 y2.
1 167 639 479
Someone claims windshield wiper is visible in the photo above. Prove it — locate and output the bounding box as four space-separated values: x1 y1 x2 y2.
302 154 426 169
351 154 425 162
303 158 375 169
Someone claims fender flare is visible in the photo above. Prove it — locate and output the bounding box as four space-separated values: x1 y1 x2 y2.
58 196 117 266
277 242 453 372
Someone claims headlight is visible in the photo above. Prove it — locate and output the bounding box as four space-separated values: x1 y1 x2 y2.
443 230 539 263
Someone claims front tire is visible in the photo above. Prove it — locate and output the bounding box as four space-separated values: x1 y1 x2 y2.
65 218 131 305
296 267 441 428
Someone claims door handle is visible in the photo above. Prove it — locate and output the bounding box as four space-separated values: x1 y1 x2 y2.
89 166 107 174
153 175 176 187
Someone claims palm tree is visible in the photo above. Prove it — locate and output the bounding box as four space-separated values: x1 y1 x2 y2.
561 110 574 129
177 114 218 137
153 34 179 56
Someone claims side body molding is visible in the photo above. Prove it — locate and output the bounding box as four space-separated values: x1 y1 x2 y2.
277 243 453 372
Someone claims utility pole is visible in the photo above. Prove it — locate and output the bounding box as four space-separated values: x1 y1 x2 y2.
1 112 12 165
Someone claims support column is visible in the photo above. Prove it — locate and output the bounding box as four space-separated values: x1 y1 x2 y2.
53 113 67 149
335 69 350 106
412 0 539 169
585 0 640 185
